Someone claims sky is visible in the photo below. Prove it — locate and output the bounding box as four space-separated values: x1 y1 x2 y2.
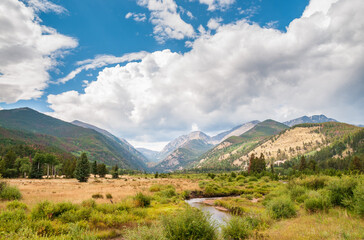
0 0 363 151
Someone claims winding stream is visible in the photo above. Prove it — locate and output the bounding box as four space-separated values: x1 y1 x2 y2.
185 198 231 226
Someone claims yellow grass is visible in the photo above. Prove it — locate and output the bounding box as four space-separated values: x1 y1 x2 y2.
256 209 364 240
2 175 200 207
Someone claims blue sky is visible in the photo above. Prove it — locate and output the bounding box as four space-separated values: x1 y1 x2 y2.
0 0 363 150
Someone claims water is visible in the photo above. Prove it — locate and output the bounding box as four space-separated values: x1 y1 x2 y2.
185 198 231 226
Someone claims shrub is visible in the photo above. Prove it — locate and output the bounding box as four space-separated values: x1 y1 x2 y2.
81 199 97 208
106 193 113 199
0 209 27 233
134 193 151 207
289 185 306 202
353 182 364 217
6 200 28 210
92 193 104 199
304 191 331 213
327 178 357 206
221 216 251 240
267 196 296 219
0 185 22 200
31 201 54 220
30 219 55 236
162 207 217 240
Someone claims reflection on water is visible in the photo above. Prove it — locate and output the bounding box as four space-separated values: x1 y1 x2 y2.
185 198 231 227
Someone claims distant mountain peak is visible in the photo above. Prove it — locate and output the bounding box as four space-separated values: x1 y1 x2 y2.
284 114 337 127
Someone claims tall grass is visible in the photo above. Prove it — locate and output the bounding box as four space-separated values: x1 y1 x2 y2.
162 207 217 240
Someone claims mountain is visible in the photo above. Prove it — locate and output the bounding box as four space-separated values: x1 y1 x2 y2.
232 122 361 169
71 120 148 165
210 121 260 143
0 108 147 170
194 120 289 169
157 131 212 161
284 114 337 127
153 139 214 172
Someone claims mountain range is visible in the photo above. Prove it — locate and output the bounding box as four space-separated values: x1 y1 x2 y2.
1 108 358 173
0 108 147 170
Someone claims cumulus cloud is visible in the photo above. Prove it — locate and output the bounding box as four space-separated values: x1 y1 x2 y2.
198 0 235 11
125 12 147 22
0 0 77 103
48 0 364 142
58 52 148 83
137 0 195 42
27 0 67 14
207 17 223 30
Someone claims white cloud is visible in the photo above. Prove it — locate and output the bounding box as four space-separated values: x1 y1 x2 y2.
137 0 195 42
48 0 364 143
207 17 223 30
27 0 67 14
58 52 148 83
198 0 235 11
0 0 77 103
125 12 147 22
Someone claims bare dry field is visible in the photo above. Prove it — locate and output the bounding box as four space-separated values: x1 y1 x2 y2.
3 175 200 207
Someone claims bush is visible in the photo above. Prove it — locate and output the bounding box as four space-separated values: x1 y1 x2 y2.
0 185 22 200
304 191 331 213
6 200 28 210
162 207 217 240
267 196 296 219
289 185 306 202
326 178 357 206
92 193 103 199
106 193 113 199
134 193 151 207
353 182 364 217
0 209 27 233
30 219 55 236
221 216 251 240
31 201 53 220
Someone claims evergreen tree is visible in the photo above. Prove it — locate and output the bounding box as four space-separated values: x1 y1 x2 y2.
112 164 119 179
308 159 317 171
92 160 98 177
97 163 108 178
29 153 45 179
74 153 90 182
299 156 307 171
350 156 363 172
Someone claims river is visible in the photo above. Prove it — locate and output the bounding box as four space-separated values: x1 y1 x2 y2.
185 198 231 226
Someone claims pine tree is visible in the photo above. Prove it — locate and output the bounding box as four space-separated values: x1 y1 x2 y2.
299 156 307 171
97 163 108 178
112 164 119 179
74 153 90 182
92 160 98 177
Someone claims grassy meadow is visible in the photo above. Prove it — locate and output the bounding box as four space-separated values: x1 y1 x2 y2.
0 172 363 239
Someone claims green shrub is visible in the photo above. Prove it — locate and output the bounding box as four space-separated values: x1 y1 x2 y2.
249 177 258 182
300 176 328 190
0 209 27 233
327 178 357 206
6 200 28 210
304 191 331 213
134 193 151 207
31 201 54 220
0 185 22 200
92 193 103 199
353 182 364 217
81 199 97 208
221 216 251 240
31 219 55 236
267 196 296 219
106 193 113 199
181 190 190 200
162 207 217 240
289 185 306 202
